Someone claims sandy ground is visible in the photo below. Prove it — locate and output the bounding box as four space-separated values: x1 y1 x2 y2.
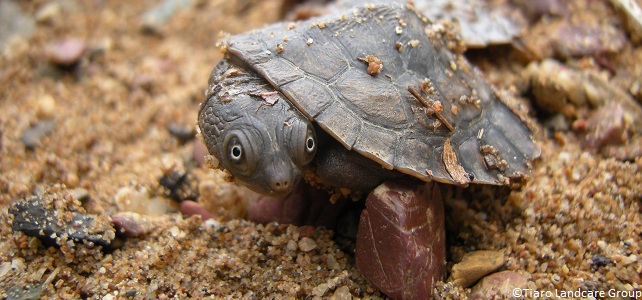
1 0 641 299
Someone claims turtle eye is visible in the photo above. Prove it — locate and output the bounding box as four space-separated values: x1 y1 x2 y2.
223 130 258 176
287 119 316 166
229 141 243 162
305 135 315 153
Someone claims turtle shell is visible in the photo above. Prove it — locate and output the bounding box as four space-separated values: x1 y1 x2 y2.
221 4 539 186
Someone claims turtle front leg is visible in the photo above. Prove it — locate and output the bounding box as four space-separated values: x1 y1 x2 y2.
356 181 446 300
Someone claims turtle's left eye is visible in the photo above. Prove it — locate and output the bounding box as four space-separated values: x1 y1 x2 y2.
286 119 316 166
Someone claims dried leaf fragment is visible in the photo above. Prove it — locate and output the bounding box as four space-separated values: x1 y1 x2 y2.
443 139 469 185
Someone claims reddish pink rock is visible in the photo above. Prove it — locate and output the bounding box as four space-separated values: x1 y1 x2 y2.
46 38 87 66
111 212 152 237
356 181 446 300
179 200 215 220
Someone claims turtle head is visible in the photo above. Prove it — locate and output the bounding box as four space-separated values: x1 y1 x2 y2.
198 63 317 197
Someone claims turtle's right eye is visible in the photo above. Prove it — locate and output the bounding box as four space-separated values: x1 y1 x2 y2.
223 130 258 176
286 118 317 167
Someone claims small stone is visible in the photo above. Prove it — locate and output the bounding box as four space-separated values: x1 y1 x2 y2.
102 294 115 300
469 271 528 299
159 170 199 202
580 103 628 151
35 94 57 119
298 225 315 238
544 114 569 132
450 249 506 287
111 212 153 237
69 188 90 202
286 240 298 251
610 0 642 42
167 123 195 144
330 286 352 300
21 120 55 150
46 38 87 66
9 197 118 249
551 22 626 58
326 254 341 270
178 200 214 221
0 0 35 53
35 2 62 24
298 237 317 252
115 186 167 215
140 0 194 33
312 282 329 297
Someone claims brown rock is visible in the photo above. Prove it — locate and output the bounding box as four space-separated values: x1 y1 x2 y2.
450 249 506 287
298 237 317 252
111 212 153 237
581 103 628 150
551 22 626 58
356 181 446 300
46 38 87 66
470 271 528 299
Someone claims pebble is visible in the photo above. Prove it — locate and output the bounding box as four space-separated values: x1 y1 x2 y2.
21 120 56 150
35 94 57 119
298 237 317 252
469 271 528 299
9 196 118 249
115 186 167 215
286 240 298 251
46 38 87 66
69 188 90 202
610 0 642 42
167 123 195 144
35 2 62 24
551 22 626 58
512 0 567 20
111 212 153 237
178 200 214 221
529 59 642 129
312 282 329 297
330 286 352 300
449 249 506 287
140 0 194 33
356 182 445 300
158 170 199 202
0 0 35 53
580 103 628 150
326 254 341 271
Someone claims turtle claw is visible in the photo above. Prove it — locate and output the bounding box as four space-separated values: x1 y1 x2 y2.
356 181 446 300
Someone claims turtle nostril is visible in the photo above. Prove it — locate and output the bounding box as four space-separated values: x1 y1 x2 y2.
271 179 290 192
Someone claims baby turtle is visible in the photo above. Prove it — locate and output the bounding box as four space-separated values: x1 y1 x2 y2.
198 3 538 298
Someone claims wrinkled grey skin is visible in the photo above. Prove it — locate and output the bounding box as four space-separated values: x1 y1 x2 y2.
199 59 317 197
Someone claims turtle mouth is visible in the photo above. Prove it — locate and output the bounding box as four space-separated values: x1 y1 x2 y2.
266 189 293 198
